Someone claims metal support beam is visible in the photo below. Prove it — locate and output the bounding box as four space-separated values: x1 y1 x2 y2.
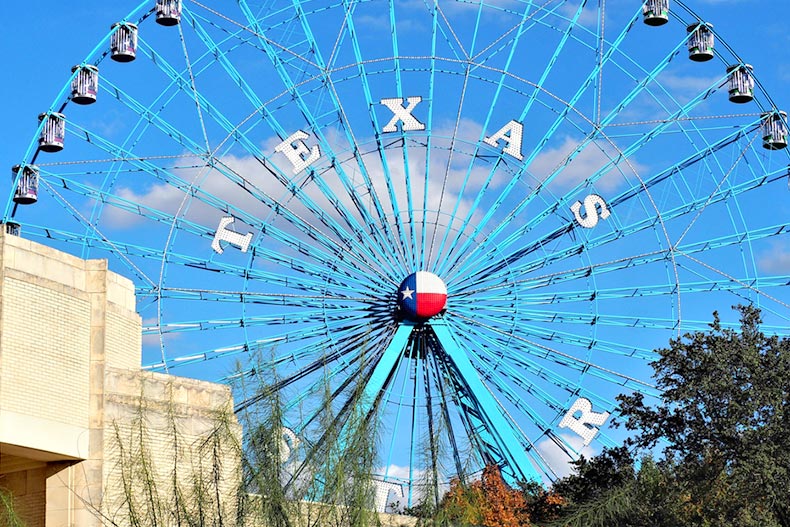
431 320 541 483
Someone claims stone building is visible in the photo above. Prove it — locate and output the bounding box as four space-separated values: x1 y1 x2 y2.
0 230 241 526
0 229 418 527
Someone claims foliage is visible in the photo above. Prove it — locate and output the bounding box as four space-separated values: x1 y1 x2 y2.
96 348 385 527
440 464 530 527
547 305 790 527
549 446 634 506
238 365 295 527
0 487 26 527
518 480 564 525
545 453 689 527
617 304 790 525
235 349 383 527
107 379 242 527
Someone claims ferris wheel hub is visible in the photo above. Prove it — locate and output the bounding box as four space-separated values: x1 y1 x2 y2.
397 271 447 321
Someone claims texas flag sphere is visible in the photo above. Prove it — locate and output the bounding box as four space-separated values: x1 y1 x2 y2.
398 271 448 321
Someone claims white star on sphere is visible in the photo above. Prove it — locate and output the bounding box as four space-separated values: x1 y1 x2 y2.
401 286 414 300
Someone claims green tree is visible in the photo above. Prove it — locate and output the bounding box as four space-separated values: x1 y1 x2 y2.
546 305 790 527
617 305 790 526
549 446 634 506
546 452 691 527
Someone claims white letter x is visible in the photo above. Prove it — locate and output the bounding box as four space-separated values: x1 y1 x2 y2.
381 97 426 133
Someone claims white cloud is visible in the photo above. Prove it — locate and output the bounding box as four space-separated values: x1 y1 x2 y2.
559 1 600 28
535 433 597 480
141 317 183 364
758 241 790 274
100 152 282 229
657 72 722 98
528 135 647 192
97 118 520 261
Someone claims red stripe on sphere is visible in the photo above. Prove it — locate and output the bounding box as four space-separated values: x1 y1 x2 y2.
416 292 447 318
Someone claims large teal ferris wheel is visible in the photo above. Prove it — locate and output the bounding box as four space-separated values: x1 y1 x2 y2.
6 0 790 508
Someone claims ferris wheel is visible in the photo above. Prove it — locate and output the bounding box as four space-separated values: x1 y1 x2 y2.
7 0 790 509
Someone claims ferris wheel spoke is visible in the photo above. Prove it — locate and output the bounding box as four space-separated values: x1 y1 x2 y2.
431 350 504 481
430 350 504 479
139 286 377 309
98 77 211 156
456 320 619 419
452 313 659 397
144 310 376 335
19 203 157 290
479 315 656 361
440 8 645 271
432 0 547 269
492 308 753 333
433 3 470 61
460 211 790 301
40 175 386 294
473 356 622 464
451 124 767 287
325 0 416 270
187 6 404 277
444 39 727 280
460 331 621 463
146 312 385 373
40 144 395 288
469 0 547 65
674 250 790 312
378 346 423 484
491 107 750 274
434 0 582 273
430 349 474 485
511 270 790 305
183 9 271 114
236 1 407 276
198 0 323 73
459 329 566 420
457 306 656 363
426 61 473 267
373 339 468 490
416 0 439 271
382 0 421 269
132 23 403 273
238 319 396 420
280 328 409 478
238 330 386 417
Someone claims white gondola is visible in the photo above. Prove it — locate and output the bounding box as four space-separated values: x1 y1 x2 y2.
71 64 99 104
11 164 39 205
687 23 714 62
110 23 138 62
38 113 65 153
156 0 182 26
643 0 669 26
726 64 755 104
761 111 788 150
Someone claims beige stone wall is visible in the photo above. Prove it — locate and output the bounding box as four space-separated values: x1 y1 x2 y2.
100 369 242 526
0 242 93 458
0 231 241 526
0 232 142 459
2 466 47 526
